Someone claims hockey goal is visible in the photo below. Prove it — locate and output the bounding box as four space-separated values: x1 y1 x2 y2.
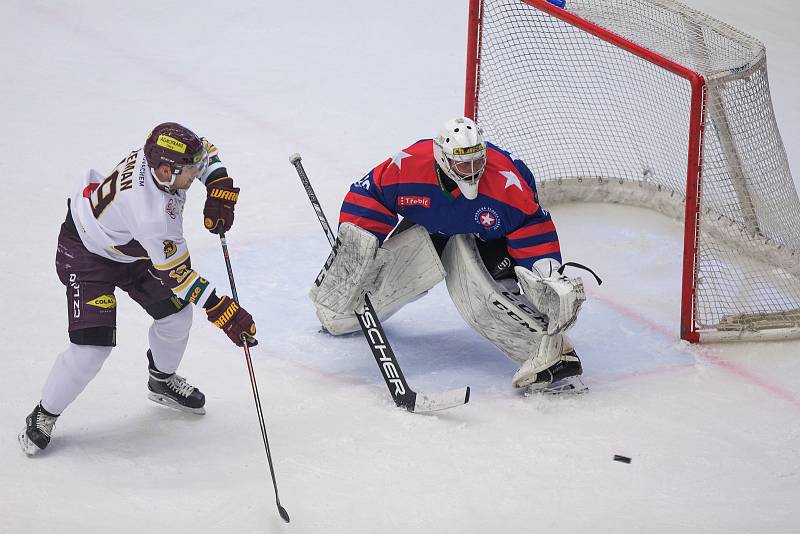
466 0 800 342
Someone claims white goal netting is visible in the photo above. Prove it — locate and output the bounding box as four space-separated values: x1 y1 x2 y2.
470 0 800 340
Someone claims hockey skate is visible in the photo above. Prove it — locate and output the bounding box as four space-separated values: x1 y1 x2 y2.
523 350 588 396
19 404 59 456
147 359 206 415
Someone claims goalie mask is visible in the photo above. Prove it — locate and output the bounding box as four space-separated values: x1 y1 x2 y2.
433 117 487 200
144 122 208 189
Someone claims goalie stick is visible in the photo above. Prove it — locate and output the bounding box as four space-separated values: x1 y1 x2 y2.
290 153 470 413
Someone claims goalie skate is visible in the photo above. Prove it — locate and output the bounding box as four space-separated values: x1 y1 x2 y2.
524 375 588 396
523 350 588 396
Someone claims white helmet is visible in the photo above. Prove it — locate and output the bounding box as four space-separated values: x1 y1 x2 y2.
433 117 487 200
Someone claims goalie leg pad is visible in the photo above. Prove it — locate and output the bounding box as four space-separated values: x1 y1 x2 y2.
310 223 383 334
442 234 549 366
310 223 445 335
369 223 446 319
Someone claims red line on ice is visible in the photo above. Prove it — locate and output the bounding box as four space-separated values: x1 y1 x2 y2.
590 288 800 410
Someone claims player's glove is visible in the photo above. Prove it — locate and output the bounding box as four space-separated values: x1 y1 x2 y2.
206 294 258 347
204 176 239 234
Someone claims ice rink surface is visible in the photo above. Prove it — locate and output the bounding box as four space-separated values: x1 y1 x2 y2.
1 1 798 533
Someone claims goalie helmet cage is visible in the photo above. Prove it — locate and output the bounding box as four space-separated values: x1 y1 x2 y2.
465 0 800 342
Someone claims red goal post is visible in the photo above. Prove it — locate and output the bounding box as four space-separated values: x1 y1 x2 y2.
465 0 800 342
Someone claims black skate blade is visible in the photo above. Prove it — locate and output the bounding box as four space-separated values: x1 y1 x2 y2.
524 376 588 396
147 393 206 415
18 430 42 457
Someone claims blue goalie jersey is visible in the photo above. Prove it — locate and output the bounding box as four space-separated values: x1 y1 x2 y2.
339 139 561 270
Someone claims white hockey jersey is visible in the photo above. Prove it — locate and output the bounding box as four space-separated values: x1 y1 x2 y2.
70 145 225 308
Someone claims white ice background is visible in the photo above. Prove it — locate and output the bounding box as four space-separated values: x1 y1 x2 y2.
1 1 799 533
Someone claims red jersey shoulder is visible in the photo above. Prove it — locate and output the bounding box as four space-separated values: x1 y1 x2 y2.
477 147 538 214
377 139 438 188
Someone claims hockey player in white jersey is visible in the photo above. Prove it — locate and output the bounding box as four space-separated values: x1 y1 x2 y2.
19 122 257 456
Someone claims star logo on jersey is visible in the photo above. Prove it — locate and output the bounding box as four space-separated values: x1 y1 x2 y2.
500 170 522 191
389 150 411 169
474 206 500 230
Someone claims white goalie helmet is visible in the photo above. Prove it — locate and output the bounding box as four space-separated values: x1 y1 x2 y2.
433 117 487 200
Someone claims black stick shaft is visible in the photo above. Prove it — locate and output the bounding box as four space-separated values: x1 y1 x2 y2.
290 154 336 247
219 232 290 523
290 154 417 410
220 233 240 302
357 293 417 410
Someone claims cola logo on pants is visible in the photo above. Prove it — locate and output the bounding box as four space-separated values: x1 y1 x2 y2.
86 295 116 309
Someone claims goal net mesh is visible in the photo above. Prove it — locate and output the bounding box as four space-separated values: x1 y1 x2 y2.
471 0 800 338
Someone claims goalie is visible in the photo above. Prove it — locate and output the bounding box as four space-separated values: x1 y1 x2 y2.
310 117 595 393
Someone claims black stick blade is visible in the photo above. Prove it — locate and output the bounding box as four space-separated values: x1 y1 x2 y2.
278 504 290 523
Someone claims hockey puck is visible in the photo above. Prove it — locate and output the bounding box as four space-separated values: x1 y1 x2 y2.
613 455 632 464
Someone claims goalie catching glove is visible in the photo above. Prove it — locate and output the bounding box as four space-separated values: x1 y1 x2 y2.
516 259 601 335
204 176 239 234
205 294 257 347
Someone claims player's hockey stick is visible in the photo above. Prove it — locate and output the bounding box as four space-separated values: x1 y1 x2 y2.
219 231 290 523
290 153 470 413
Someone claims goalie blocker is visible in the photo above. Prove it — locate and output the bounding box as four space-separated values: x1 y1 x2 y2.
309 222 587 390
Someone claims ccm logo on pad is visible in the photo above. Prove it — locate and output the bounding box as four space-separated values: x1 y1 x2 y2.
397 195 430 208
